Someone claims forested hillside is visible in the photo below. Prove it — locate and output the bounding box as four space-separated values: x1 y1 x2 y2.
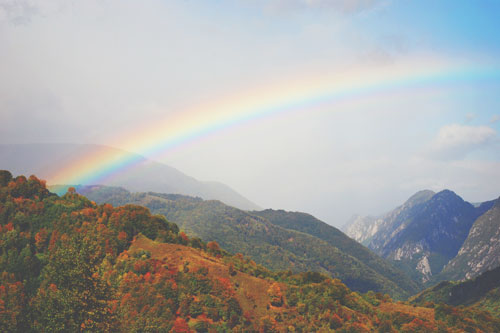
253 209 420 296
75 185 419 298
2 170 500 332
411 266 500 317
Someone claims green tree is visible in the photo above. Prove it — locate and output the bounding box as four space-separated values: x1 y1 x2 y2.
0 170 13 187
32 229 115 332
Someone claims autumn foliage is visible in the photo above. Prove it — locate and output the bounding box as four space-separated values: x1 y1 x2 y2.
0 170 499 332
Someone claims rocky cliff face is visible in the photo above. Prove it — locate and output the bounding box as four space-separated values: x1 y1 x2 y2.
441 198 500 281
342 215 379 244
343 190 435 245
375 190 494 283
346 190 495 284
367 190 436 257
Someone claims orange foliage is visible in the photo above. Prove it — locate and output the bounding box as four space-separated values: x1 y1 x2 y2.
179 232 189 243
267 283 283 307
2 173 499 332
206 241 220 252
171 317 191 332
118 231 127 241
217 277 232 291
330 313 343 329
48 230 59 251
400 318 436 332
35 228 48 251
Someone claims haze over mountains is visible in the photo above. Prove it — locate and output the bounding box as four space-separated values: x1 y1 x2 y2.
343 190 498 284
0 143 260 211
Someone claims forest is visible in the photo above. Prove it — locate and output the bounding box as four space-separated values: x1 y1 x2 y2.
1 170 499 332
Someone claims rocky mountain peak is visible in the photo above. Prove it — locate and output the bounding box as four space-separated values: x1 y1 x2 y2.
404 190 436 207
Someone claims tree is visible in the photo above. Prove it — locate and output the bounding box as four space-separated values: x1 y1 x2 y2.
0 170 13 187
0 273 28 332
32 228 115 331
268 283 283 307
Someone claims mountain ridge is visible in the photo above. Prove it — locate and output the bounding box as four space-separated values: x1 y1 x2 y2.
344 189 496 284
343 190 436 245
440 197 500 280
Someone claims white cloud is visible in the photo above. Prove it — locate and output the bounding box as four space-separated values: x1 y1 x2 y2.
428 124 497 160
491 114 500 124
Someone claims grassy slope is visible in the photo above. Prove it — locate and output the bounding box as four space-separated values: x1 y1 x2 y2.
129 235 279 320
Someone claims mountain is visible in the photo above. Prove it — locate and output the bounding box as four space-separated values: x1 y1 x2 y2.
411 266 500 317
345 190 494 284
2 170 499 332
440 197 500 281
75 185 419 299
343 190 436 245
341 214 378 244
0 143 260 211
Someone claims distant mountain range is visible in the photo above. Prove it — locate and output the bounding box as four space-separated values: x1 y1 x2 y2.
73 184 420 299
343 190 498 284
0 143 260 210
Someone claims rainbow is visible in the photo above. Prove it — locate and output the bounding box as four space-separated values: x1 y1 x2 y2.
48 58 500 187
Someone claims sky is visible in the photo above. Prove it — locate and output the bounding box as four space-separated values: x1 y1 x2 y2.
1 0 500 226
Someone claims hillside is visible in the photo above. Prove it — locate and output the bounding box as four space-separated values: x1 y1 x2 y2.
253 209 420 296
439 197 500 281
345 190 495 284
411 266 500 317
75 185 419 299
0 143 260 210
2 170 499 332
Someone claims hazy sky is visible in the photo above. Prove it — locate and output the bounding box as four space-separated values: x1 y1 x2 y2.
2 0 500 226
